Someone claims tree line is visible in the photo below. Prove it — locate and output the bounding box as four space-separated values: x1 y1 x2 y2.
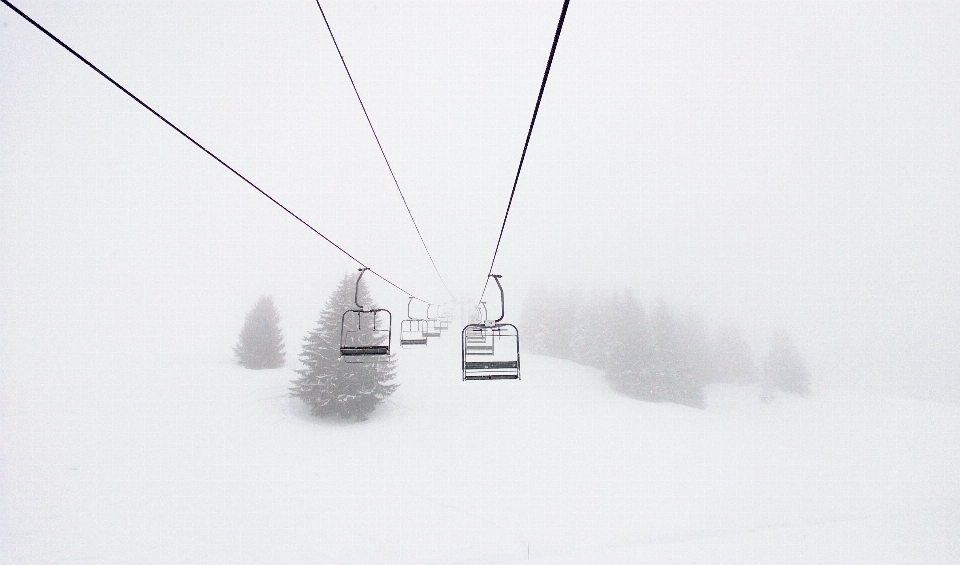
232 277 812 421
520 286 811 408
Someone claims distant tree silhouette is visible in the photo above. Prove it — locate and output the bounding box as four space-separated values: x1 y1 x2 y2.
761 331 811 396
526 288 706 409
632 301 705 408
711 324 758 385
520 285 550 355
233 295 286 369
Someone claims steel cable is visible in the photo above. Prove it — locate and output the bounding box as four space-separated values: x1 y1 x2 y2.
2 0 431 303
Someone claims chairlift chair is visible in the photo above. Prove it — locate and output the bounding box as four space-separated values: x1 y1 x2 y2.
400 297 428 347
431 304 450 331
462 276 520 380
469 302 487 325
340 268 392 362
424 304 442 338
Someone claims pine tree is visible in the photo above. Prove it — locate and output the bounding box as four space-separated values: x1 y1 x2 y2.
289 272 398 421
711 324 758 384
567 291 595 366
554 290 584 361
625 301 705 408
233 295 286 369
761 331 811 396
676 313 709 407
520 285 550 355
604 291 648 393
596 290 641 372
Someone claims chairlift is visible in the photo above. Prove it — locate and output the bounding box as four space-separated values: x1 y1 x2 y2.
340 267 392 362
430 304 451 331
425 304 442 338
400 297 428 347
462 275 520 380
469 302 487 325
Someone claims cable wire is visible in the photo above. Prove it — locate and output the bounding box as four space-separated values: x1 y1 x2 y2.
478 0 570 303
314 1 457 302
2 0 428 303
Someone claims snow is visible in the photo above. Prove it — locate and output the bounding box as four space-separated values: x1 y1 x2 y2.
3 1 960 562
2 331 959 564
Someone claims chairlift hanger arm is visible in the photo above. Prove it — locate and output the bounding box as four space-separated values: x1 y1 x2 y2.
354 267 369 310
491 275 505 324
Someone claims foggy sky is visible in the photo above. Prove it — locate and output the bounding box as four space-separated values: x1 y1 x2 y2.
2 1 958 397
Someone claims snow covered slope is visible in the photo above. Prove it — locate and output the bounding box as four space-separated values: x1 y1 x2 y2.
2 331 959 564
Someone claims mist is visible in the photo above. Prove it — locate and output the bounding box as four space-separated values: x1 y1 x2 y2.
2 1 959 394
4 3 960 563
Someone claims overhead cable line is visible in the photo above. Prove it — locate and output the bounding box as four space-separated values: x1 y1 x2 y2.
478 0 570 303
2 0 428 303
314 1 457 303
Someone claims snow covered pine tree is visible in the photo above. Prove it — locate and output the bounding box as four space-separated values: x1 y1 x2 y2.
711 324 758 385
234 295 286 369
290 272 398 421
761 331 812 397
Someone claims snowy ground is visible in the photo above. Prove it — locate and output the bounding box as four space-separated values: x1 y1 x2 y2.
2 331 959 564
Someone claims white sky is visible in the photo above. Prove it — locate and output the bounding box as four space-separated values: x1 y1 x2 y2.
2 1 959 394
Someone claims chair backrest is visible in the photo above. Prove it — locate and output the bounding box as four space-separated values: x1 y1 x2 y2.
461 323 520 380
400 318 428 347
340 308 392 361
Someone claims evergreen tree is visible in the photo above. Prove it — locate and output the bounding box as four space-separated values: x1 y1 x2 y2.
290 272 398 421
601 290 643 373
554 290 584 361
233 295 286 369
620 301 705 408
604 291 648 393
761 331 811 396
647 301 685 402
520 285 550 355
568 291 596 366
677 312 711 408
711 324 758 384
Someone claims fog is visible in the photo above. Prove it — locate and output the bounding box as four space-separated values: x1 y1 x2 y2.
2 0 959 401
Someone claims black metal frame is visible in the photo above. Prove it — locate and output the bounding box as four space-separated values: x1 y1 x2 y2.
462 275 520 380
424 304 442 338
400 297 428 347
400 320 428 347
340 268 392 362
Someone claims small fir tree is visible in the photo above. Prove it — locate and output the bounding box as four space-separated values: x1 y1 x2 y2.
234 295 286 369
762 331 811 396
711 324 758 385
290 272 398 421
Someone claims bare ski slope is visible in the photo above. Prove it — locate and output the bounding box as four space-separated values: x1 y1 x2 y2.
3 331 959 564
